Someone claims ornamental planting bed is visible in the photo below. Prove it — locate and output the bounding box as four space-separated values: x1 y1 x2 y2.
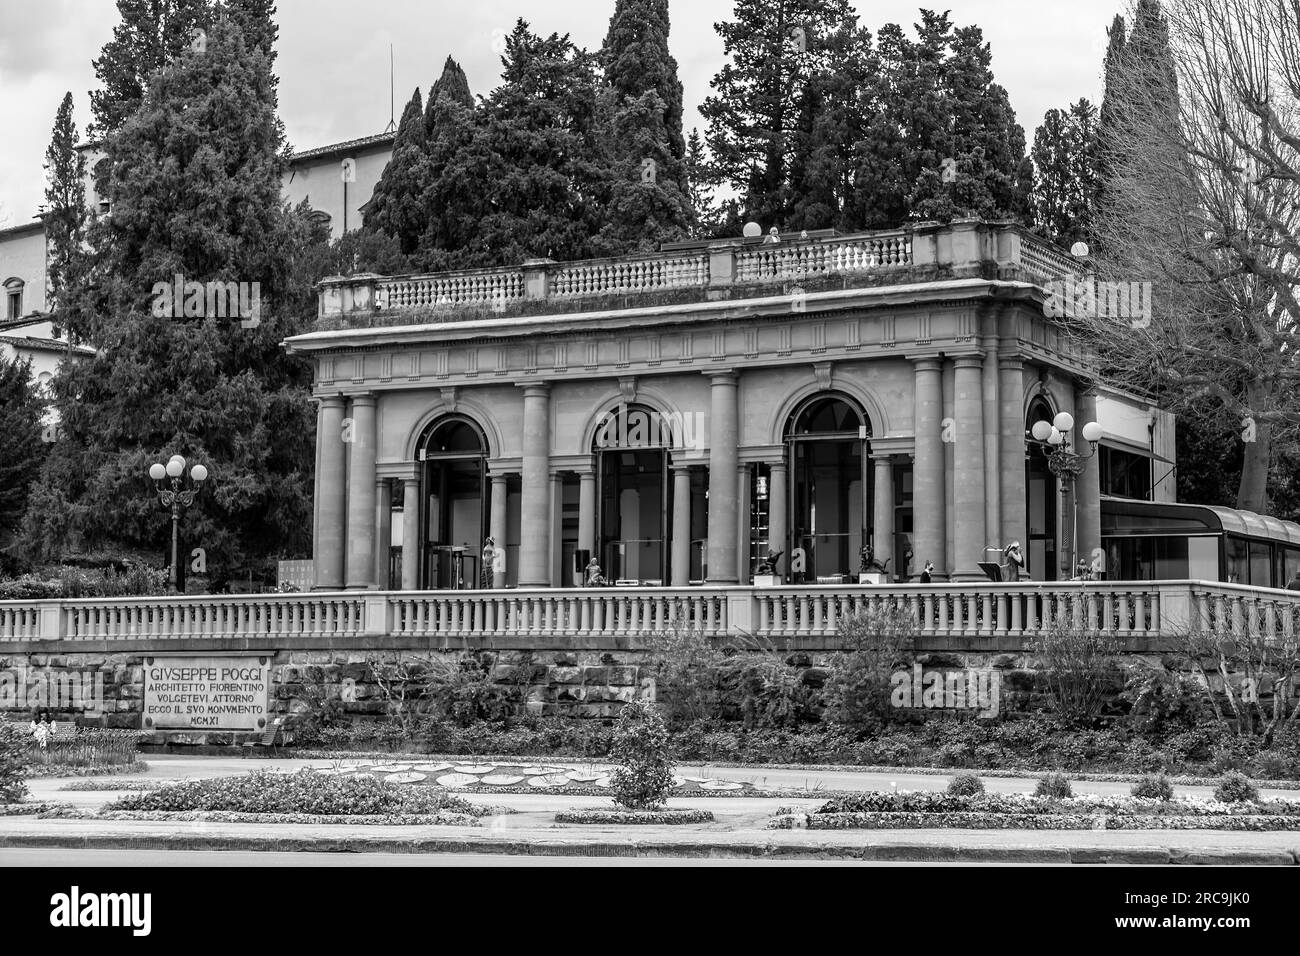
51 769 495 826
768 791 1300 831
554 808 715 825
322 761 763 796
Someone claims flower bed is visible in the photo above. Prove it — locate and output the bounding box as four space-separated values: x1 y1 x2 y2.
554 808 714 825
30 760 150 778
105 769 488 818
59 779 164 792
767 790 1300 831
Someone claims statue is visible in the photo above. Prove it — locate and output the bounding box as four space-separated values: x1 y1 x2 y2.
755 547 784 576
480 537 495 589
859 544 889 575
1000 541 1025 582
584 557 607 587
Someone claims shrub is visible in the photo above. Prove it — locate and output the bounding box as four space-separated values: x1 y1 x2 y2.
0 724 30 803
1121 665 1209 736
822 604 916 730
947 771 985 796
646 617 728 727
1034 772 1073 798
1027 625 1123 722
27 729 141 769
1131 773 1174 801
107 769 483 815
609 699 674 810
1213 771 1259 804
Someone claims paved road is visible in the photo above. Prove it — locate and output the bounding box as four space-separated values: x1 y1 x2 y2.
0 847 996 866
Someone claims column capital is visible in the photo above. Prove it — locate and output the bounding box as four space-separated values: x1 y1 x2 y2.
670 462 694 475
317 393 347 409
768 459 787 474
998 355 1025 371
347 392 376 408
911 356 944 372
705 370 738 385
952 353 985 370
518 382 551 397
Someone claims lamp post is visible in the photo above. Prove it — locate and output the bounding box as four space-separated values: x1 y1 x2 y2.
1028 413 1103 578
148 455 208 592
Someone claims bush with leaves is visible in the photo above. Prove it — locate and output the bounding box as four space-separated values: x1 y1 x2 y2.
646 616 729 727
0 724 30 803
1121 664 1209 736
1034 772 1073 799
1213 771 1259 804
822 604 916 731
609 698 675 810
1131 773 1175 801
1027 625 1123 722
947 771 985 796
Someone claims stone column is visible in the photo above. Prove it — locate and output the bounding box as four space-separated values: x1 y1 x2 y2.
344 394 377 589
872 456 894 574
912 359 946 579
981 335 1002 555
705 372 739 584
736 463 751 583
490 472 510 588
998 357 1027 559
374 478 391 589
518 384 552 587
550 472 563 587
400 477 420 590
314 395 347 589
1076 387 1103 573
952 355 987 580
768 459 788 579
671 464 692 586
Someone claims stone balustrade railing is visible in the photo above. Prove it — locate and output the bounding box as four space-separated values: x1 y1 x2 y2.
3 581 1298 648
317 220 1077 322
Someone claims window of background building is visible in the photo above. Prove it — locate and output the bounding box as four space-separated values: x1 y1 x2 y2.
4 279 23 320
1100 446 1153 500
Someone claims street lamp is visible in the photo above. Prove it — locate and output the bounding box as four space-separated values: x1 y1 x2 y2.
148 455 208 592
1028 413 1103 577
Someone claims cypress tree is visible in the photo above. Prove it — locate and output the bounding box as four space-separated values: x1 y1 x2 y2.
0 355 44 552
416 58 480 269
365 88 427 255
43 92 88 339
595 0 693 253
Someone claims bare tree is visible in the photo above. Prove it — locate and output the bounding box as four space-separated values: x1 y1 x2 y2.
1070 0 1300 513
1175 626 1300 743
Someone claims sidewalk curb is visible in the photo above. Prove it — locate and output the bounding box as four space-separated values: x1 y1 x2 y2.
2 832 1297 864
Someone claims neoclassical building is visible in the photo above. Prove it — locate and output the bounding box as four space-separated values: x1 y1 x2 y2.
286 220 1174 591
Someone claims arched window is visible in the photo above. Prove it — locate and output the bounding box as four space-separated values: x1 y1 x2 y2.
3 278 24 321
416 415 490 589
591 403 674 584
782 394 871 582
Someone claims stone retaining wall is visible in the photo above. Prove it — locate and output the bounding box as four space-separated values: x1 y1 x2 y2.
0 646 1187 747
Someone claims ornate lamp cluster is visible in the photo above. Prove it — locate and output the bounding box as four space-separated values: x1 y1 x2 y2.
148 454 208 591
1028 413 1103 578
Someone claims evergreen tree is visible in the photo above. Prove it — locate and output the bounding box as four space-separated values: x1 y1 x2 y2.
89 0 212 138
1095 13 1127 216
595 0 693 253
417 57 481 269
428 21 612 268
0 355 44 547
787 17 876 230
364 88 427 255
684 128 726 237
902 15 1032 223
226 0 277 62
43 92 88 338
25 13 314 584
1029 99 1098 247
701 0 857 229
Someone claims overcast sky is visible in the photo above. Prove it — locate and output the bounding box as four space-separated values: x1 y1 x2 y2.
0 0 1120 226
